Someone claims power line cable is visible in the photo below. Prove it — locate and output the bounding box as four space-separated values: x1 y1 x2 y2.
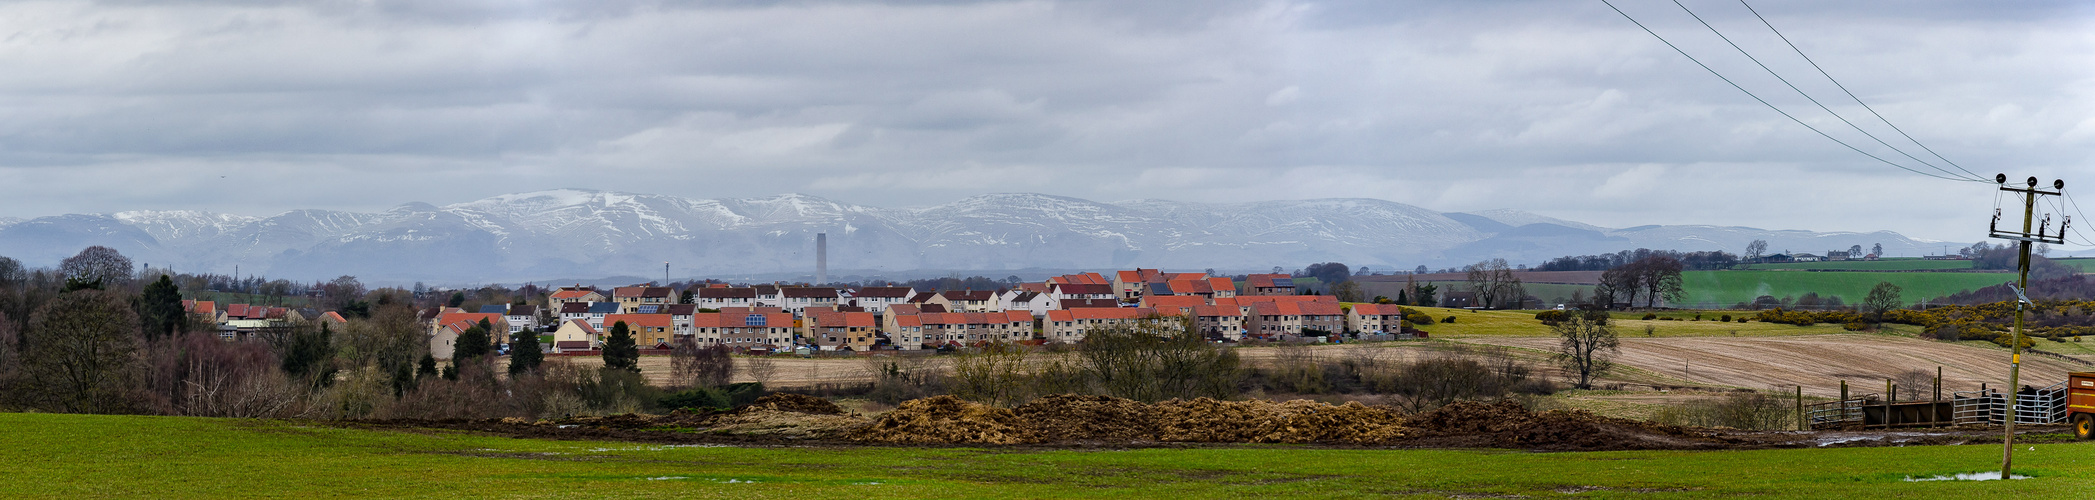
1670 0 1984 182
1736 0 1988 181
1599 0 1984 183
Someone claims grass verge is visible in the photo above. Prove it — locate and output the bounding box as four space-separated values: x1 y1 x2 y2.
5 412 2092 498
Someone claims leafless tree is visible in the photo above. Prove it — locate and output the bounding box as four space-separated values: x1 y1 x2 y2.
1637 256 1685 309
1863 282 1904 323
24 289 141 413
1744 239 1768 264
742 352 779 387
952 342 1032 406
59 246 134 289
1551 312 1618 390
670 337 733 388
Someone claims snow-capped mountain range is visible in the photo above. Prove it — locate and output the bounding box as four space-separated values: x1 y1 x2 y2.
0 189 1938 283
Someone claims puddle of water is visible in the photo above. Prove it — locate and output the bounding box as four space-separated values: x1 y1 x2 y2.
1904 472 2030 482
645 476 688 481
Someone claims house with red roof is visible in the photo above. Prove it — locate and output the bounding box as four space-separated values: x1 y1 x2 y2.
603 313 676 348
1142 295 1208 316
427 312 511 359
1244 301 1345 341
930 290 999 313
692 308 796 351
885 313 927 350
1245 274 1297 296
547 285 605 311
804 310 878 351
1189 305 1246 341
551 319 601 353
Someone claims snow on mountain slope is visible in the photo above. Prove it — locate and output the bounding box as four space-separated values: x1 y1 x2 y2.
0 190 1942 282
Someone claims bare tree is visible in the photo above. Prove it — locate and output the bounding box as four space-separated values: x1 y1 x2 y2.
742 352 779 387
24 289 142 413
670 337 732 388
1744 240 1768 265
1551 312 1618 390
952 342 1031 406
1077 317 1239 402
1863 282 1903 323
59 246 134 289
1638 256 1685 309
1465 258 1522 309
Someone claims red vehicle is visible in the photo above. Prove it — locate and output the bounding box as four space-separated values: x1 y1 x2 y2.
2072 372 2094 440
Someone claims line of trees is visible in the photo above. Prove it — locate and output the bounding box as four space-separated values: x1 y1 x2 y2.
1591 255 1685 309
1464 259 1526 310
1535 249 1737 272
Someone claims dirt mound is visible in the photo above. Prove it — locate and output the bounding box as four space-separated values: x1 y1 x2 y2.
1012 395 1158 442
709 410 868 440
853 395 1039 445
1153 398 1405 444
1406 400 1720 451
739 393 845 415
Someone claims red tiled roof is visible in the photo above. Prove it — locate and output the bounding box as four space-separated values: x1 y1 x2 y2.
559 319 600 336
435 312 508 329
1191 305 1243 318
550 289 598 300
1051 272 1109 285
321 311 347 323
895 315 922 327
1208 277 1234 291
1167 280 1212 294
604 314 673 329
782 287 839 299
1046 307 1157 321
1146 295 1206 309
1247 274 1291 288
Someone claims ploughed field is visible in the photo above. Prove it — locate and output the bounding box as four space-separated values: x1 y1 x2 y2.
1458 334 2084 398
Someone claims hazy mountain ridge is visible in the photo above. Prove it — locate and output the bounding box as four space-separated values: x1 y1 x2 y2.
0 189 1941 283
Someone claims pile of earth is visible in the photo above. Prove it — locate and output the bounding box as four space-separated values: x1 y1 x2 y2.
1401 400 1738 451
851 394 1408 445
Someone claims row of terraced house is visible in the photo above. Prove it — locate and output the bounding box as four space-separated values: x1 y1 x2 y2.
422 270 1417 359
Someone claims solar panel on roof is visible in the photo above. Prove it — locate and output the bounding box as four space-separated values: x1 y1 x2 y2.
478 305 509 314
1271 278 1294 287
1150 282 1172 295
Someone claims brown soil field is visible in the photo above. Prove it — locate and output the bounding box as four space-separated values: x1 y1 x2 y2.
1458 334 2087 398
544 354 898 387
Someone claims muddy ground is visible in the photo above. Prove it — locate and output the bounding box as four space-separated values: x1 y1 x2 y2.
345 393 2074 453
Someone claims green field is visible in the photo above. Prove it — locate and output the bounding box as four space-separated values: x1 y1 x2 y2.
4 412 2089 498
1745 259 1974 271
1676 270 2014 308
2054 258 2095 272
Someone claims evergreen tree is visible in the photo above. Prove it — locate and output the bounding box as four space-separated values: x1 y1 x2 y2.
603 321 640 373
447 292 466 308
138 275 185 338
417 353 438 379
454 322 491 361
508 330 543 375
282 322 336 381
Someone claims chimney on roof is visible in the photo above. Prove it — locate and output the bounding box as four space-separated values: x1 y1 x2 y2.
815 232 828 286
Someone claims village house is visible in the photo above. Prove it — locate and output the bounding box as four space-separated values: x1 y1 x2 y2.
694 286 757 310
751 285 783 308
845 286 913 314
930 290 999 312
603 313 675 348
888 314 925 349
546 285 605 311
1050 282 1115 303
1042 307 1161 343
505 305 540 336
550 319 600 353
996 290 1050 317
1190 305 1246 341
1142 295 1208 316
665 304 697 337
1245 274 1297 296
780 287 840 315
1345 303 1406 335
691 307 796 351
427 311 511 360
613 286 679 313
558 302 591 327
803 310 878 351
1244 301 1345 341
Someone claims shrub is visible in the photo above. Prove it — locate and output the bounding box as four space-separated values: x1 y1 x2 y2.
1641 313 1658 320
1842 322 1869 331
1534 310 1569 324
1720 314 1732 322
1440 316 1456 324
1736 317 1747 323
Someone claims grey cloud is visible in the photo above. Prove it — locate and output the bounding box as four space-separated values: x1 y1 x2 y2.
0 0 2089 246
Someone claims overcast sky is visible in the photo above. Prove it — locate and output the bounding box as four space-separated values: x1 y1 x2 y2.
2 0 2091 244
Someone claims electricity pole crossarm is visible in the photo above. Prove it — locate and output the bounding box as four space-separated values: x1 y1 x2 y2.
1988 173 2067 479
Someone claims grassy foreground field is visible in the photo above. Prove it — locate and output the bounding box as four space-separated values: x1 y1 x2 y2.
4 413 2091 498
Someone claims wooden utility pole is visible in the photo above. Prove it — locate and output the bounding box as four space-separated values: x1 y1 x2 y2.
1988 174 2069 479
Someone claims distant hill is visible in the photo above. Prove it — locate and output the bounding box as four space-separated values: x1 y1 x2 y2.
0 189 1942 283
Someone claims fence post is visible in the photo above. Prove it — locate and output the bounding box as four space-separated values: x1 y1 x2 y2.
1796 385 1806 431
1840 380 1849 425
